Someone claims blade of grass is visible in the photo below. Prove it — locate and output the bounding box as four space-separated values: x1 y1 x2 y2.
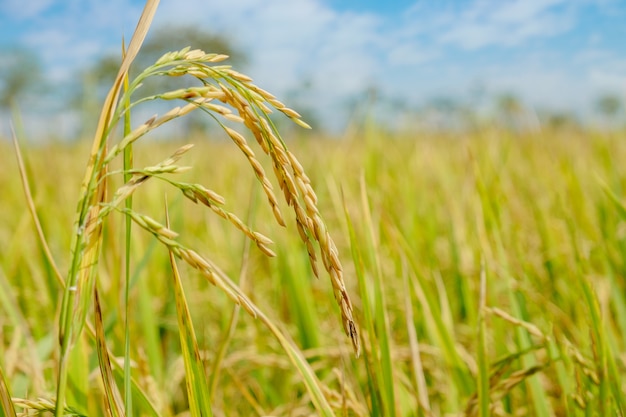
565 193 623 415
476 258 489 417
357 175 396 417
473 154 552 416
276 248 321 351
514 292 552 414
547 337 576 415
208 187 256 400
399 234 472 399
121 40 134 417
343 202 381 415
165 202 213 417
342 180 393 416
94 288 125 417
392 214 473 403
0 366 17 417
402 257 430 415
11 125 64 287
598 180 626 414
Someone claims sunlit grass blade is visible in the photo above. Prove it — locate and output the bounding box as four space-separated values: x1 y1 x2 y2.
564 202 624 414
476 259 489 417
135 241 165 387
208 189 255 400
357 176 396 417
165 203 213 417
579 265 623 414
342 193 378 414
11 125 64 287
546 338 576 415
402 258 430 415
121 41 134 417
473 152 552 415
251 308 336 417
276 249 321 351
598 180 626 414
399 234 473 398
106 342 161 417
0 366 17 417
208 267 245 401
599 180 626 219
507 290 551 416
343 182 396 416
94 288 125 417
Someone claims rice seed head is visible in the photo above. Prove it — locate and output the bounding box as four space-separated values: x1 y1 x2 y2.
193 184 226 206
237 295 258 318
257 101 273 114
272 204 286 227
182 48 207 60
203 102 233 116
250 85 276 100
280 107 302 119
117 47 360 355
224 126 246 146
225 69 254 82
267 98 286 109
256 242 277 257
209 54 229 62
160 86 215 100
141 214 179 239
252 232 274 246
223 113 245 123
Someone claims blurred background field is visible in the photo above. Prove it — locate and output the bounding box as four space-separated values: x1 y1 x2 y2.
2 123 626 415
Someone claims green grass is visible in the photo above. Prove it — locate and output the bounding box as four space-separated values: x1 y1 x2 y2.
2 3 626 415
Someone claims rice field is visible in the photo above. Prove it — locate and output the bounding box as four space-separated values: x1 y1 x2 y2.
2 2 626 415
2 123 626 416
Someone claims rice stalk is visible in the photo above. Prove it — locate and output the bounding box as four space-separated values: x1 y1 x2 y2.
165 203 213 417
46 1 358 414
0 365 17 417
94 43 359 355
94 288 125 417
55 1 159 414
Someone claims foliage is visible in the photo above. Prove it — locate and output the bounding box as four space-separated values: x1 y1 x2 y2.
0 48 43 110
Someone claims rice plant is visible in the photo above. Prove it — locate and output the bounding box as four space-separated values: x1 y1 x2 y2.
3 1 358 415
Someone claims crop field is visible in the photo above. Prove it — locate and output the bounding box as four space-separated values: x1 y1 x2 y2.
2 125 626 416
2 3 626 416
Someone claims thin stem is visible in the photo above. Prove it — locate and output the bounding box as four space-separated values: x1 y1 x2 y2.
122 59 134 416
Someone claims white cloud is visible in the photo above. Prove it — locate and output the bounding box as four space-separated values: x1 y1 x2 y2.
15 1 143 83
152 0 387 126
439 0 577 49
574 48 626 96
0 0 54 20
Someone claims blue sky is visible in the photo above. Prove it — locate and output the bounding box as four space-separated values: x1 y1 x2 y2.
1 0 625 135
